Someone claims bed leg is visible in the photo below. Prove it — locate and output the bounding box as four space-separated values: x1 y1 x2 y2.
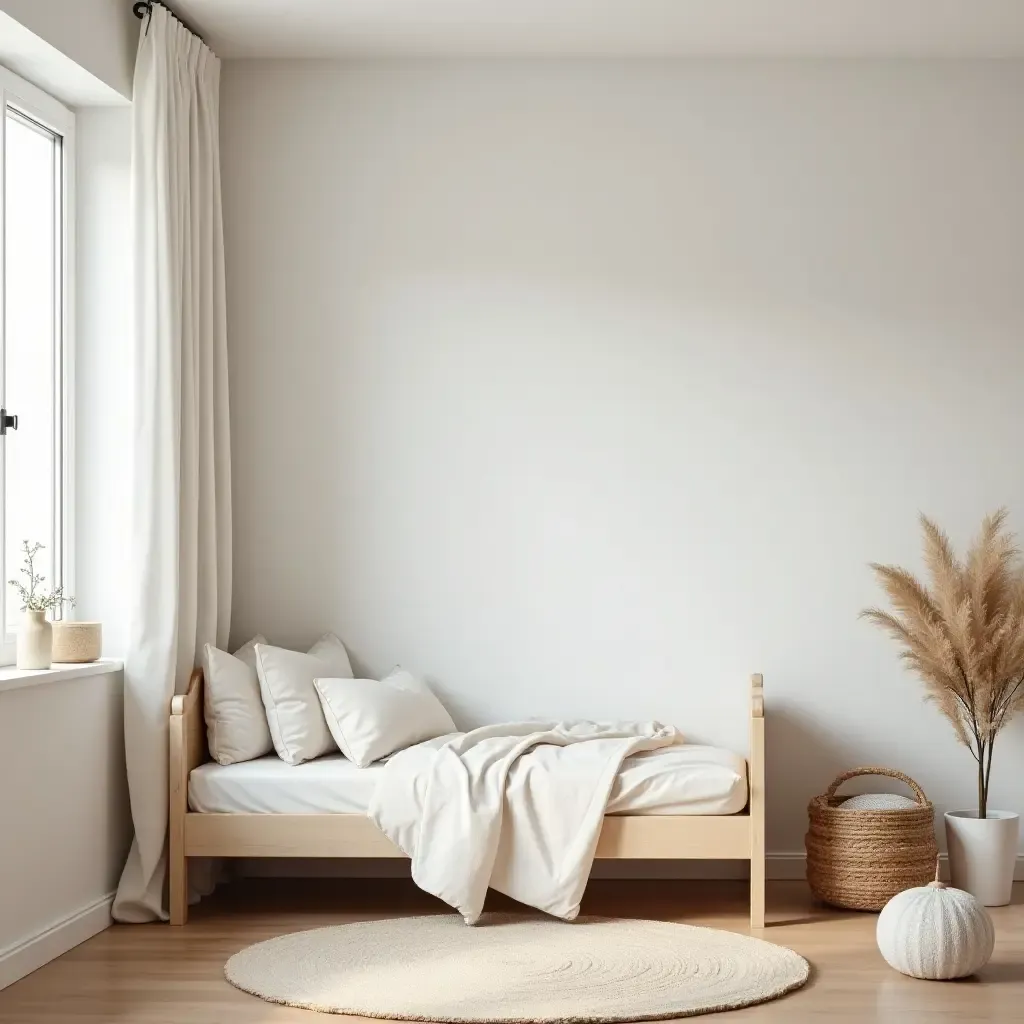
750 853 765 930
169 761 189 924
749 673 765 929
169 850 188 926
169 685 190 926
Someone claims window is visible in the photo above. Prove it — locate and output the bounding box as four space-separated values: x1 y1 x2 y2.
0 67 74 661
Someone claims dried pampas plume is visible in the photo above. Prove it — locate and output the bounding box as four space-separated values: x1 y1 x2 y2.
862 509 1024 818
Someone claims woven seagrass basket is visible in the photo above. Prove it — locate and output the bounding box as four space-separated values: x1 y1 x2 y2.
805 767 938 911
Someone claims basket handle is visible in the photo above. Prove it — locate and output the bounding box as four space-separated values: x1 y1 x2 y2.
824 767 928 805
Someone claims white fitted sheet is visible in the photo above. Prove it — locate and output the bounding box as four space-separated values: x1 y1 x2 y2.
188 741 748 816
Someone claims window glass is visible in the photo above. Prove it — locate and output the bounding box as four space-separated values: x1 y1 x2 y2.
2 107 64 636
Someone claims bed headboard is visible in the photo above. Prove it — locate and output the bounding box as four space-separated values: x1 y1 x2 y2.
170 667 207 775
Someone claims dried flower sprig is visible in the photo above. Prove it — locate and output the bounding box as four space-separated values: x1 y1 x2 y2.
8 540 75 614
862 510 1024 818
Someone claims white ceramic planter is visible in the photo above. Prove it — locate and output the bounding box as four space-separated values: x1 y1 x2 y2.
945 810 1020 906
16 609 52 670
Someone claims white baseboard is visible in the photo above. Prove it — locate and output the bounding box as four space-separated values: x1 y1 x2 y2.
235 853 1024 883
235 854 807 881
766 853 809 880
237 858 779 881
239 858 412 879
238 855 805 881
766 852 1024 882
0 893 114 991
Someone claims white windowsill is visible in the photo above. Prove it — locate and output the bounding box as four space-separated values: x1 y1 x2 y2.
0 658 124 694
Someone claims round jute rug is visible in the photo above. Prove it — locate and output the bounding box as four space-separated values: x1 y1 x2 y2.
224 914 809 1020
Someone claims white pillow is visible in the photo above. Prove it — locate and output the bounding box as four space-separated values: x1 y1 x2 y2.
840 793 919 811
255 634 354 765
314 669 456 768
203 635 271 765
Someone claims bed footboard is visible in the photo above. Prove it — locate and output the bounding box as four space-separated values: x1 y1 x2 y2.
749 673 765 928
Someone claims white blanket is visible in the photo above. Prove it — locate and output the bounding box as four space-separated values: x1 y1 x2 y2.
369 720 681 923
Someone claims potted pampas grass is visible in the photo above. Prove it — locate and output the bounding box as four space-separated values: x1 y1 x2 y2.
862 510 1023 906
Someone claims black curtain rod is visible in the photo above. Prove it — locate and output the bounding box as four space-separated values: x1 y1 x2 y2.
132 1 204 43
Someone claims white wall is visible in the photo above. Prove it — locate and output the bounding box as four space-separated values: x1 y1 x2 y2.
75 108 133 657
0 668 131 988
221 59 1024 858
0 0 136 102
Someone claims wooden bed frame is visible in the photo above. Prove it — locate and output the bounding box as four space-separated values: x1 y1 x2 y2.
169 672 766 928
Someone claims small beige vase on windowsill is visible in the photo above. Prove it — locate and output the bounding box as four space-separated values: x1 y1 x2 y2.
17 609 52 670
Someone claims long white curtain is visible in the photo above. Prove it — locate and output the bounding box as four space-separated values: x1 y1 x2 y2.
113 6 232 923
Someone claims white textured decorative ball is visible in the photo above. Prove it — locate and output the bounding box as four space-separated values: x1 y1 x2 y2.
877 880 994 979
840 793 919 811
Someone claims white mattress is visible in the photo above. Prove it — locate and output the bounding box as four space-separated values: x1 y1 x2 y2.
189 742 748 816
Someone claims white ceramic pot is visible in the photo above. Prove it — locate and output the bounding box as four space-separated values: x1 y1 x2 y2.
945 810 1020 906
17 609 52 670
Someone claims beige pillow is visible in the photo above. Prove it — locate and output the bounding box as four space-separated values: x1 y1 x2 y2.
255 634 354 765
203 635 270 765
315 669 456 768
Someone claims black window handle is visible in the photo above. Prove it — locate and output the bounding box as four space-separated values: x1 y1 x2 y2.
1 409 18 435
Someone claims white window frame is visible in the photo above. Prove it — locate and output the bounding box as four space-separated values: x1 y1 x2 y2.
0 65 75 665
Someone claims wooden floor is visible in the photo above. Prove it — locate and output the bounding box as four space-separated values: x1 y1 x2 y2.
1 878 1022 1022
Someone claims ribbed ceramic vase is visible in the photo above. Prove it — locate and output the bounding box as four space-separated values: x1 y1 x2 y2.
17 609 52 670
945 810 1020 906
